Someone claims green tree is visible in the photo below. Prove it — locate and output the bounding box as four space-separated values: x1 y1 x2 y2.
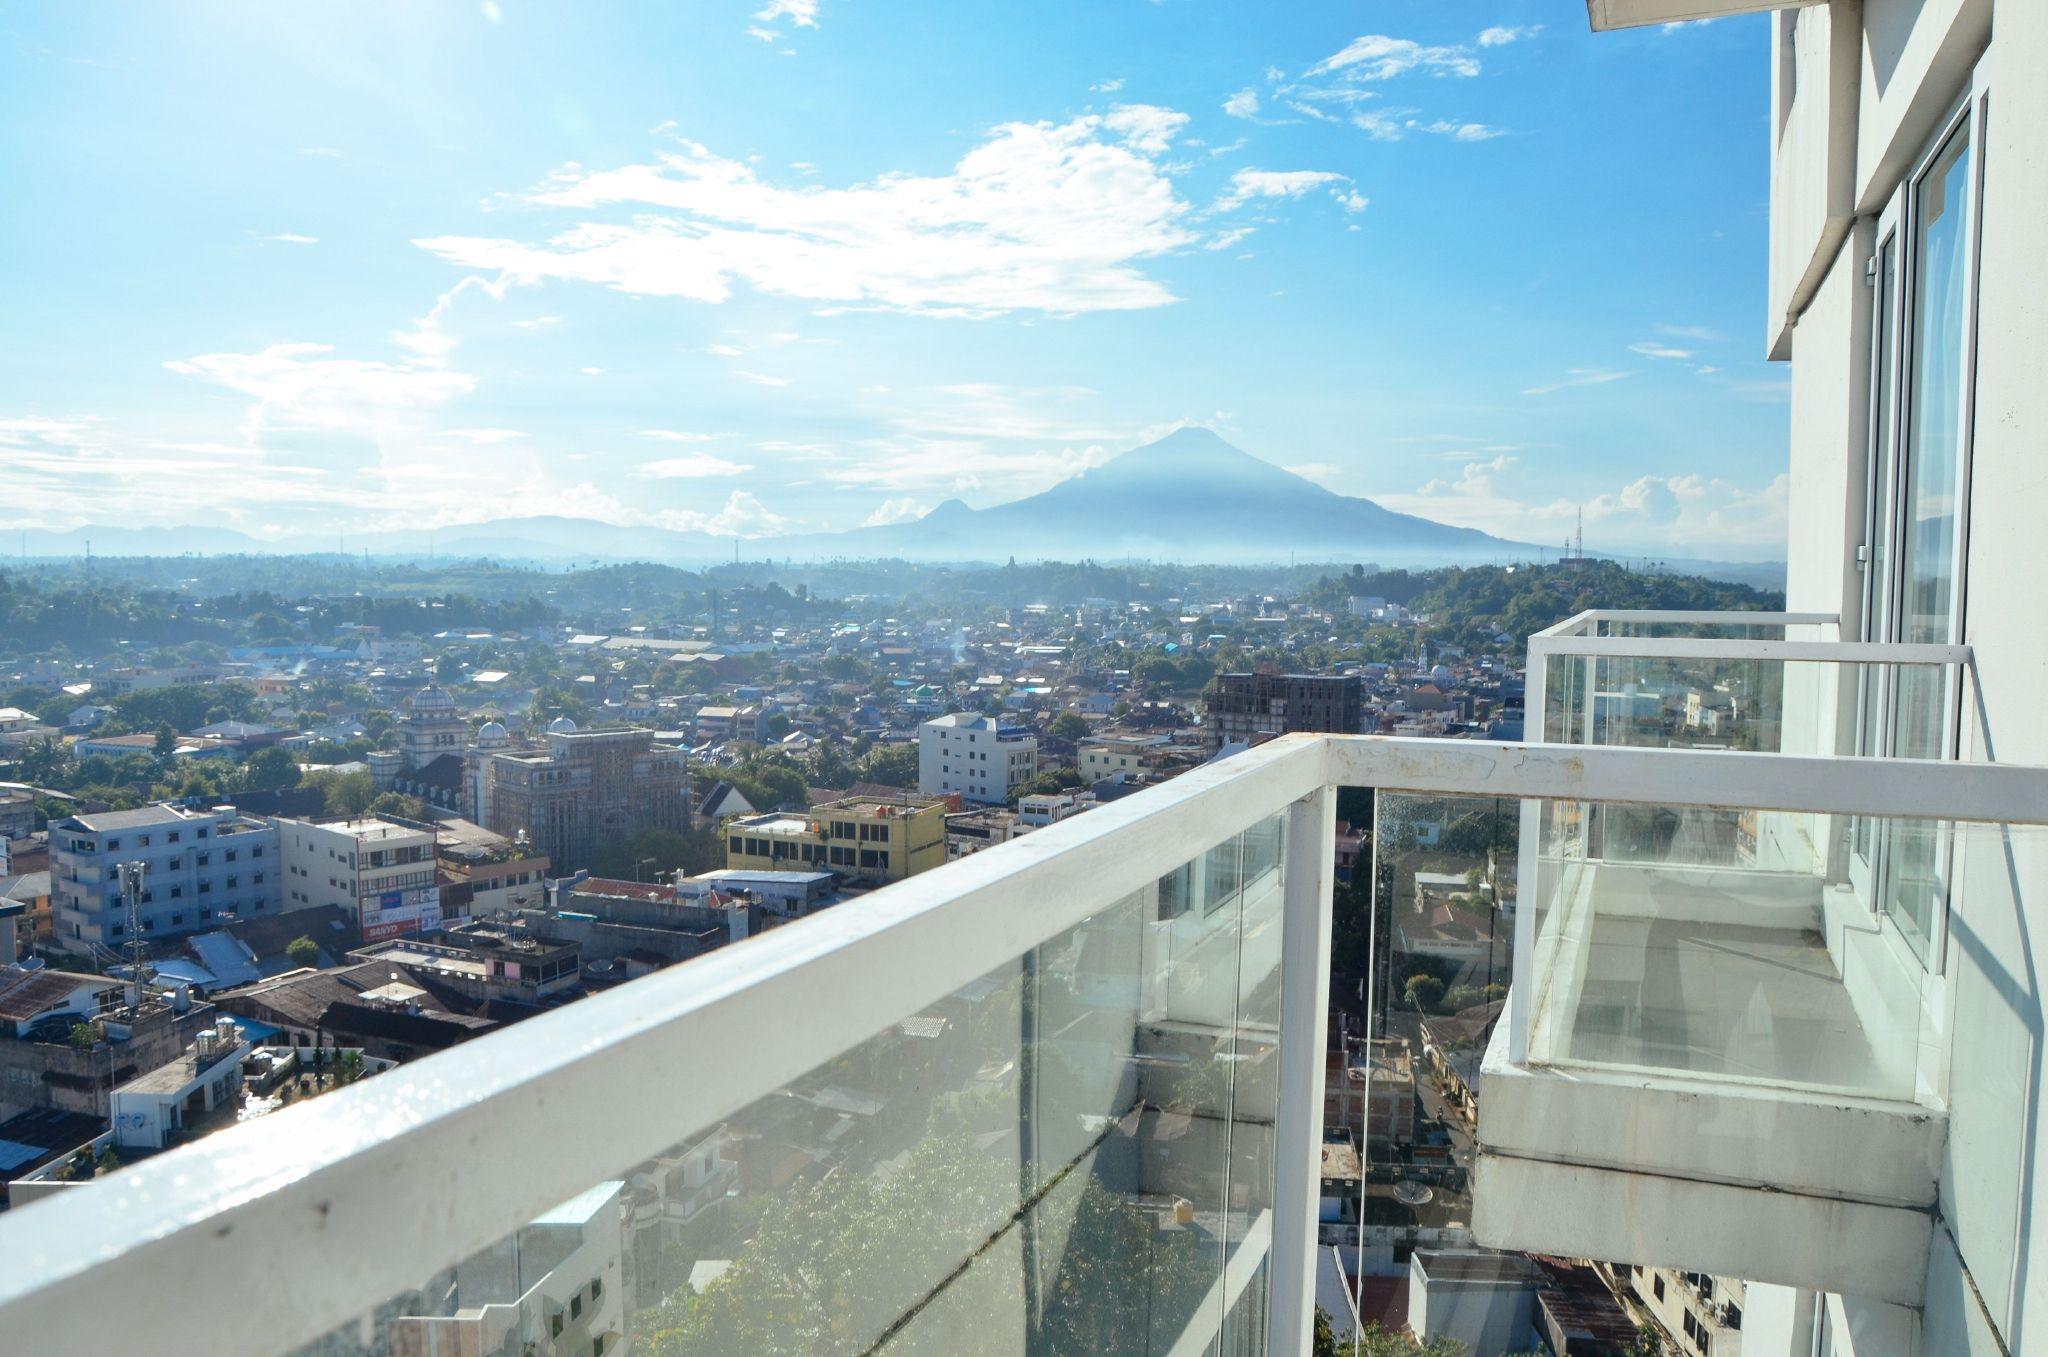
67 1022 98 1049
94 1144 122 1176
854 742 920 790
1045 710 1090 740
588 826 720 881
368 791 429 821
304 767 376 815
335 1050 367 1085
15 736 67 787
529 684 594 726
285 936 322 969
804 738 851 791
152 721 178 759
725 749 810 811
238 745 302 792
1405 974 1446 1012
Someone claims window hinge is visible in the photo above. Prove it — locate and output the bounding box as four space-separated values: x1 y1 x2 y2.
1856 543 1869 564
1865 255 1877 284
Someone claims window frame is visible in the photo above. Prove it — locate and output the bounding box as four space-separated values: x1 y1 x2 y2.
1851 69 1991 975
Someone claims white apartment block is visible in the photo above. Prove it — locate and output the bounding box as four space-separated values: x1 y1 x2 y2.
277 816 441 942
1468 4 2048 1356
917 712 1037 805
49 803 282 954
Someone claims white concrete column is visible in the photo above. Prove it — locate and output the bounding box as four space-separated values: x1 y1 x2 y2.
1270 785 1336 1357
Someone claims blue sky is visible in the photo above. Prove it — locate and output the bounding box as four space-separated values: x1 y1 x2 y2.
0 1 1788 560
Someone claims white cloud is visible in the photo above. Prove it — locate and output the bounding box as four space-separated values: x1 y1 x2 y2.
1658 323 1720 340
706 343 745 355
862 497 930 526
164 343 476 431
390 275 504 366
1375 456 1789 554
446 428 525 443
1206 227 1254 251
642 429 715 442
1332 189 1369 212
1522 368 1632 395
1306 35 1479 81
581 366 606 374
1286 462 1343 483
1629 341 1693 359
654 490 788 537
512 316 562 330
747 26 780 41
1478 25 1539 46
1346 109 1413 141
736 370 791 386
635 454 754 478
1102 103 1189 155
1092 78 1124 93
413 114 1205 318
753 0 817 27
268 233 318 244
1223 87 1260 118
1216 168 1349 210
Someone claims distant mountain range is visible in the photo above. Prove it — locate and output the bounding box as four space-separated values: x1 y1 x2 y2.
8 427 1784 586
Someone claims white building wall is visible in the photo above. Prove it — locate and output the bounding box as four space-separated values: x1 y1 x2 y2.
918 714 1037 805
1771 0 2039 1351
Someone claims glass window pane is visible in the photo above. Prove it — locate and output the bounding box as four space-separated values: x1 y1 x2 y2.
281 823 1288 1357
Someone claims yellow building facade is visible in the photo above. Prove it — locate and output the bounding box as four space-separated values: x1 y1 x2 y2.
723 796 948 884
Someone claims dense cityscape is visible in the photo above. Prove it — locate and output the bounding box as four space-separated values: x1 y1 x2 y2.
0 551 1773 1354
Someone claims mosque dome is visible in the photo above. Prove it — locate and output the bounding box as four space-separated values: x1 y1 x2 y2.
477 721 510 747
411 684 457 714
548 716 578 733
1429 664 1453 686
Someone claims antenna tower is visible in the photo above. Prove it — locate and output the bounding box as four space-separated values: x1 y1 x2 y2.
119 861 150 1010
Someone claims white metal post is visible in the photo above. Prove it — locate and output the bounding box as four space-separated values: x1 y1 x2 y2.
1269 785 1335 1357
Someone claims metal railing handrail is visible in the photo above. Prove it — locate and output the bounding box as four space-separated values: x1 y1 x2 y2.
1532 609 1842 637
6 735 2048 1356
1530 636 1972 664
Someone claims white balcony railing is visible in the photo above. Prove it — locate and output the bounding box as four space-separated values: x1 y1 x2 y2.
2 735 2044 1351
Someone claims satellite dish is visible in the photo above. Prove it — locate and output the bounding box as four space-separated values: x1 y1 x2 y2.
1392 1180 1434 1207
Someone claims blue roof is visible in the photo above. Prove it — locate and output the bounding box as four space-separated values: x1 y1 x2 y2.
188 931 262 989
114 959 217 987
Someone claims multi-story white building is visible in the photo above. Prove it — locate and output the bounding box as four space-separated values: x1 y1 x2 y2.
917 712 1036 805
1467 5 2048 1356
276 816 440 942
49 803 282 954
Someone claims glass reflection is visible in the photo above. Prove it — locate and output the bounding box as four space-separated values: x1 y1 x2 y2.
291 817 1289 1357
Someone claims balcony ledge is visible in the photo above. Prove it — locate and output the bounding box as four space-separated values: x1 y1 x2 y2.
1472 995 1942 1305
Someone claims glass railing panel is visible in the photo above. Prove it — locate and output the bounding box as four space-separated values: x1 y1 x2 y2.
286 816 1289 1357
1349 794 1517 1232
1517 798 1950 1103
1541 653 1966 764
1593 618 1808 641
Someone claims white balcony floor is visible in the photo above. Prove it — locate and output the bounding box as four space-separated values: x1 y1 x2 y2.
1566 912 1886 1091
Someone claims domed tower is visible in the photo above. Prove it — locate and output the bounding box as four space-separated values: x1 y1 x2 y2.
400 683 471 769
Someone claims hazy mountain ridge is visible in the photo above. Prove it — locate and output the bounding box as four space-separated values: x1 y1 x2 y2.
7 428 1784 587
